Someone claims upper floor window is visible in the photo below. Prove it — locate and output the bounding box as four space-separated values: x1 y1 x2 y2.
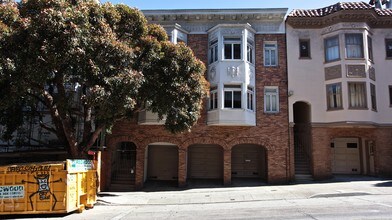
247 86 254 111
247 39 254 64
326 83 342 110
299 39 311 58
370 83 377 111
264 42 278 66
348 82 367 109
325 36 340 62
389 85 392 106
345 34 364 58
209 39 218 64
264 87 279 113
367 36 373 61
386 39 392 59
224 85 242 109
224 37 241 60
209 86 218 110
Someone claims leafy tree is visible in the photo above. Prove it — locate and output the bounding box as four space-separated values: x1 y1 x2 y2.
0 0 207 158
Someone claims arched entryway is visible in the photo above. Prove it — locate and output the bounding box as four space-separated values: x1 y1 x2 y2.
231 144 267 181
187 144 223 181
293 101 312 179
146 143 179 182
110 142 136 191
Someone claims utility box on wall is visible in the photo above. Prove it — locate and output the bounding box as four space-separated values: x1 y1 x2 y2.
0 159 98 215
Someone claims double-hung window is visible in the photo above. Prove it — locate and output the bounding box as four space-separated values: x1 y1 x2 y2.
326 83 343 110
386 39 392 58
345 34 364 58
247 39 254 64
247 87 254 111
209 39 218 64
367 36 373 61
370 83 377 111
264 87 279 113
224 37 241 60
325 36 340 62
264 43 278 66
224 85 242 109
209 86 218 110
348 82 367 109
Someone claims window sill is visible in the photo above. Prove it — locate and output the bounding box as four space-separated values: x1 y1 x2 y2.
324 59 341 64
386 57 392 60
264 111 279 114
327 108 344 111
348 107 368 110
345 58 366 61
299 57 312 60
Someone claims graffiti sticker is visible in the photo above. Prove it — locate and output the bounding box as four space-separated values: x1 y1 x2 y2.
0 185 25 199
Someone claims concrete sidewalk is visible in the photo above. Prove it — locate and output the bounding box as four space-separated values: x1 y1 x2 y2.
96 176 392 206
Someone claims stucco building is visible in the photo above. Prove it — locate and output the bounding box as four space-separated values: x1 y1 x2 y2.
286 2 392 180
101 8 291 191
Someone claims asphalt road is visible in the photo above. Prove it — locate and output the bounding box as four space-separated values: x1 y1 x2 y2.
3 176 392 220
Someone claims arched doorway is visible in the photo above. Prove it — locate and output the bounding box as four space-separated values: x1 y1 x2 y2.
231 144 267 181
293 102 312 179
110 142 136 191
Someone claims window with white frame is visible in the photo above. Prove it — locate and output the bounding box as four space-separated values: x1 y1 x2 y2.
264 42 278 66
264 87 279 113
224 85 242 109
224 37 241 60
247 39 254 64
247 86 254 111
209 86 218 110
325 36 340 62
370 83 377 111
326 83 343 110
348 82 367 109
345 33 364 58
209 39 218 64
299 39 311 58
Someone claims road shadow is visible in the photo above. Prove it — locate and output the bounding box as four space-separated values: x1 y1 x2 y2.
0 213 71 219
294 175 392 185
374 181 392 187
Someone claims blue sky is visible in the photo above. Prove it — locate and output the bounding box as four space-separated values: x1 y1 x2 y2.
101 0 346 11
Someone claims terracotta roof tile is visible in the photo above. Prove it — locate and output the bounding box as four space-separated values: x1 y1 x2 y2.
288 2 373 17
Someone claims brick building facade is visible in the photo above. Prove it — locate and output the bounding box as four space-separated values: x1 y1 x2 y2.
101 8 291 191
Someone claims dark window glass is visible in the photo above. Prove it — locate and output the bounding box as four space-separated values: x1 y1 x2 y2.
386 39 392 58
347 143 358 148
233 44 241 59
224 44 232 59
224 91 232 108
299 40 310 58
233 91 241 108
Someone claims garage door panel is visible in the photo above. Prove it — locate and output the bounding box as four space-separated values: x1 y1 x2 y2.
231 145 265 178
188 145 223 179
148 145 178 181
332 138 360 174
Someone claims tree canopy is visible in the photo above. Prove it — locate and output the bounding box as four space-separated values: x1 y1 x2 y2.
0 0 207 157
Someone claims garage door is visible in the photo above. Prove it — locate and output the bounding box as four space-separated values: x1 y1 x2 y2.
147 145 178 180
331 138 360 174
188 145 223 179
232 145 265 178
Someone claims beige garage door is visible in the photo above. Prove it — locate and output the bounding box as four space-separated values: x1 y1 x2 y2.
232 145 265 178
188 145 223 179
331 138 360 174
147 145 178 180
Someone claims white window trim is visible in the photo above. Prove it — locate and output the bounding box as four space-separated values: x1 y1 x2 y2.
224 85 242 109
247 86 255 111
264 86 279 113
209 39 218 64
264 42 278 67
224 37 242 60
247 39 254 64
209 88 218 110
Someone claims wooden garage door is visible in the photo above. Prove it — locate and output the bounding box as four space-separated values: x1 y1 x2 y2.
147 145 178 180
188 145 223 179
332 138 360 174
232 145 265 178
